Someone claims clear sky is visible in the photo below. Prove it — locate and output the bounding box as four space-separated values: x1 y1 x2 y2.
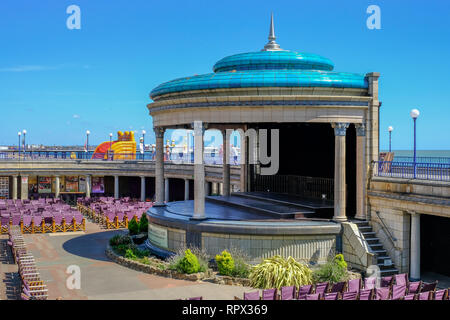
0 0 449 150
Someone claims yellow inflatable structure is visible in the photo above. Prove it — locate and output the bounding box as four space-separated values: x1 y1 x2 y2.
92 131 137 160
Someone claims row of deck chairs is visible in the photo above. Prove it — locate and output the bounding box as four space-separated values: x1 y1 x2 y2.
77 197 151 229
237 274 449 301
0 198 85 234
7 226 48 300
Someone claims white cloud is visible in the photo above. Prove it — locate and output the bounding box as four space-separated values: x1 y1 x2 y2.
73 114 80 119
0 65 57 72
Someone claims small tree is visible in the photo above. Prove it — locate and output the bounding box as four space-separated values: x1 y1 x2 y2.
128 219 139 236
139 213 148 233
215 250 235 276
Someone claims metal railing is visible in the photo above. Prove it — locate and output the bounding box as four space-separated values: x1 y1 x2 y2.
253 174 334 200
391 156 450 164
373 160 450 181
0 151 241 165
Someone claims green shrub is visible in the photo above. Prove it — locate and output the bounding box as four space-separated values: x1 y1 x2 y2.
169 249 202 274
232 257 251 278
128 219 139 235
312 255 349 284
109 234 132 246
215 250 235 276
125 248 137 260
168 247 208 274
249 256 312 289
114 243 136 256
139 213 148 233
334 254 348 270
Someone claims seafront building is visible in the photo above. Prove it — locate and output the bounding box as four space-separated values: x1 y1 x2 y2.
1 16 449 284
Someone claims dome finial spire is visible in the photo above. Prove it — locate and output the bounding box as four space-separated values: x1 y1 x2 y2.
262 12 282 51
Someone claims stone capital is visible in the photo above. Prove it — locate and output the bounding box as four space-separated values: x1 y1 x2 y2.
153 127 165 138
192 120 207 136
332 122 350 136
355 123 366 136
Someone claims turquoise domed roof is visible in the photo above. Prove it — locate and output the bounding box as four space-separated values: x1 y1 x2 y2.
213 51 334 73
150 16 368 100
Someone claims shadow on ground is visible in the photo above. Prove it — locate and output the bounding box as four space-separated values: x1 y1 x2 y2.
62 229 125 262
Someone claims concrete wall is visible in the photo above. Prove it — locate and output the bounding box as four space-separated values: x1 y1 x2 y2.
368 177 450 273
341 222 377 272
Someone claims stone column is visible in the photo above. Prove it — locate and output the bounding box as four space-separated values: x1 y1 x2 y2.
184 179 189 201
114 175 119 199
154 127 165 206
239 128 247 192
165 178 169 203
12 175 18 200
332 123 349 222
20 175 29 200
205 181 210 196
85 175 91 199
55 175 61 199
140 176 146 202
355 123 366 220
192 121 206 220
212 182 218 195
410 211 421 281
222 129 231 196
366 72 381 165
219 183 224 196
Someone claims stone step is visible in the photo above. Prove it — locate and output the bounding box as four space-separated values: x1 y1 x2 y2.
365 238 380 244
352 220 370 227
380 268 399 276
372 249 387 255
358 225 372 231
362 231 376 238
369 243 384 250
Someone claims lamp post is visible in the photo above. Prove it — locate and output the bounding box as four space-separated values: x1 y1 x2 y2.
410 109 420 178
18 132 21 157
22 130 27 152
388 126 393 153
142 130 146 160
86 130 90 159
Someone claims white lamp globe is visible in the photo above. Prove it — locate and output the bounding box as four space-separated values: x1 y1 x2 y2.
109 133 113 137
22 129 27 134
86 130 90 135
18 132 21 136
142 130 146 135
388 126 393 132
410 109 420 119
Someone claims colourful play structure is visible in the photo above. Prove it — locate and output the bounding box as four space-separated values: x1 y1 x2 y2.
92 131 137 160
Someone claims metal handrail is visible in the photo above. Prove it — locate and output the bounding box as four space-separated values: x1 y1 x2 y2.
374 210 399 249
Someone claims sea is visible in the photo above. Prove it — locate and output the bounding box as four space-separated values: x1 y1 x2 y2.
380 150 450 163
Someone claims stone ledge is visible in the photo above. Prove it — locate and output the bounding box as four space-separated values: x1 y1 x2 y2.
105 244 251 287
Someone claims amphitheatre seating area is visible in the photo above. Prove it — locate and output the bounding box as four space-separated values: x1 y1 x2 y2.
0 199 85 234
8 226 48 300
235 274 449 301
77 197 152 229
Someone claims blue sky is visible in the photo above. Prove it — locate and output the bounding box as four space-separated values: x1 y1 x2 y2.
0 0 449 150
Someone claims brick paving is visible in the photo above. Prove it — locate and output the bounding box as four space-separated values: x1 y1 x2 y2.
0 221 252 300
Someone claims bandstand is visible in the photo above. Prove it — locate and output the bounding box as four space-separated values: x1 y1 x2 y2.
145 15 380 264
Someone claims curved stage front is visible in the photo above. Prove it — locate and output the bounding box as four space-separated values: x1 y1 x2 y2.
146 193 342 264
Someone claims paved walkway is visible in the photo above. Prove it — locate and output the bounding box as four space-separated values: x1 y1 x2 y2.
1 222 252 300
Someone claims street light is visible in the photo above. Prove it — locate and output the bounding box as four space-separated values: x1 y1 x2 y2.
410 109 420 178
18 132 21 155
141 130 146 160
86 130 90 159
388 126 393 153
22 129 27 152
